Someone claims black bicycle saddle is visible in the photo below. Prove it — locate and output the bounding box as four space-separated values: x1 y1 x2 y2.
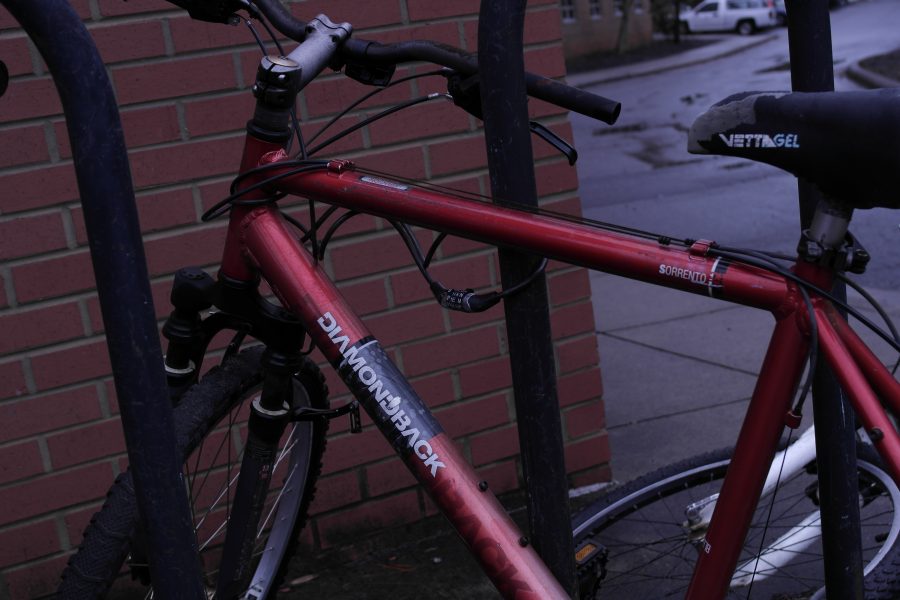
687 89 900 210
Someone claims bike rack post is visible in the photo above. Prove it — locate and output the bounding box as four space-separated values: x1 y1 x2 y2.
785 1 864 596
477 1 577 594
2 1 206 595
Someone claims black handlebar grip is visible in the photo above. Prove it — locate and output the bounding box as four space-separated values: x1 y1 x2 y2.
524 73 620 125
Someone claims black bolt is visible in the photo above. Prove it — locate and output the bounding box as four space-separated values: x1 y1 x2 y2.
870 428 884 442
518 536 529 547
478 480 489 492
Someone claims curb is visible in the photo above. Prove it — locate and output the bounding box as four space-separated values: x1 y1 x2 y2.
568 33 779 89
846 60 900 89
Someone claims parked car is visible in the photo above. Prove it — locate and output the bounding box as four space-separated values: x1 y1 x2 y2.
679 0 778 35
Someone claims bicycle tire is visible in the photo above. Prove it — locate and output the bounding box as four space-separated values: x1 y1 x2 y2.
58 346 329 598
572 443 900 599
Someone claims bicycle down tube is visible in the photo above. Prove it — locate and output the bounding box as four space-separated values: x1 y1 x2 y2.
224 136 900 598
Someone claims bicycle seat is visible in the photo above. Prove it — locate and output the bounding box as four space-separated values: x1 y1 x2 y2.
687 89 900 209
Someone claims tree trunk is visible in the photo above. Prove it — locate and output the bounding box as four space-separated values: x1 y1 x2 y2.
617 0 636 54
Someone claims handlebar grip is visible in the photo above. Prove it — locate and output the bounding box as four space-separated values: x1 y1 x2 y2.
524 73 620 125
342 40 621 125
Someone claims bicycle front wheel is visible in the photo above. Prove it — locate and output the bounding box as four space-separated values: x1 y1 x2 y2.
58 346 329 598
573 444 900 599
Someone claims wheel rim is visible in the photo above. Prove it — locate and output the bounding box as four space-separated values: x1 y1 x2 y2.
186 384 314 598
577 458 898 599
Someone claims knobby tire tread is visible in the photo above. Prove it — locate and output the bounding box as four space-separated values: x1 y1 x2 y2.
57 347 329 598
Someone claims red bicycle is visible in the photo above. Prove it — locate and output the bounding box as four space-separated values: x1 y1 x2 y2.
43 1 900 598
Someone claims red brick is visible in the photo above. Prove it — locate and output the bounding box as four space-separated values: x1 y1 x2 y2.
129 135 244 188
0 272 7 309
0 360 28 400
457 356 511 398
168 14 252 53
401 325 500 377
548 268 592 307
317 489 421 548
365 303 445 347
0 211 68 260
435 393 510 439
302 73 414 119
11 250 94 303
558 368 603 408
551 300 596 340
336 278 389 317
368 100 470 147
89 19 167 63
308 470 361 515
565 399 605 439
3 554 69 599
410 370 456 408
0 461 113 525
364 457 417 497
30 338 111 391
407 0 477 21
428 134 487 177
183 92 255 138
390 253 494 307
349 145 427 181
535 159 579 197
96 0 174 18
297 0 404 30
1 77 61 120
328 229 430 281
564 433 610 473
144 225 227 277
46 418 126 469
299 112 368 156
0 519 59 568
0 439 44 485
476 459 520 495
0 163 79 213
0 385 102 444
369 21 461 48
557 335 601 375
111 54 237 105
525 6 563 44
0 34 34 76
470 423 520 467
320 429 393 475
0 302 85 354
0 124 48 168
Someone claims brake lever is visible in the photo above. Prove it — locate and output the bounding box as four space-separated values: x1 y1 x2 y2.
446 72 577 165
529 120 578 166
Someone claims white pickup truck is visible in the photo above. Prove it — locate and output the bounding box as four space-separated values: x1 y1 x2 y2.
679 0 777 35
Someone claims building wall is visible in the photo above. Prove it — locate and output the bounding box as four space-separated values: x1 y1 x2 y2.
560 0 654 58
0 0 608 596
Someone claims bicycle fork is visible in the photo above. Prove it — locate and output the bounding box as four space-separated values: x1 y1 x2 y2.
214 350 296 599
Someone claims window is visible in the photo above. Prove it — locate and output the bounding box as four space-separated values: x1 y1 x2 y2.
613 0 624 16
698 3 718 12
561 0 576 22
633 0 644 11
589 0 602 19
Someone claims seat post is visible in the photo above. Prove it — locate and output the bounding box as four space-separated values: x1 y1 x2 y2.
807 199 852 251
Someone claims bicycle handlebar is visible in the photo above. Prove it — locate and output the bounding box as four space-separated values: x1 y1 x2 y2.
171 0 622 125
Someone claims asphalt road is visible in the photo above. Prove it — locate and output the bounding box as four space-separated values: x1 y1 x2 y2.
572 0 900 291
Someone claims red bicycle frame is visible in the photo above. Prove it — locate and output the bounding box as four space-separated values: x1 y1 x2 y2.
219 132 900 598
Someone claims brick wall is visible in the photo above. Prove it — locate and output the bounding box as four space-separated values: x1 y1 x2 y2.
0 0 608 596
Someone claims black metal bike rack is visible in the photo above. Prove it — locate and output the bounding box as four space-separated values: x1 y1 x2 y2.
477 1 577 594
786 1 864 596
2 1 206 595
